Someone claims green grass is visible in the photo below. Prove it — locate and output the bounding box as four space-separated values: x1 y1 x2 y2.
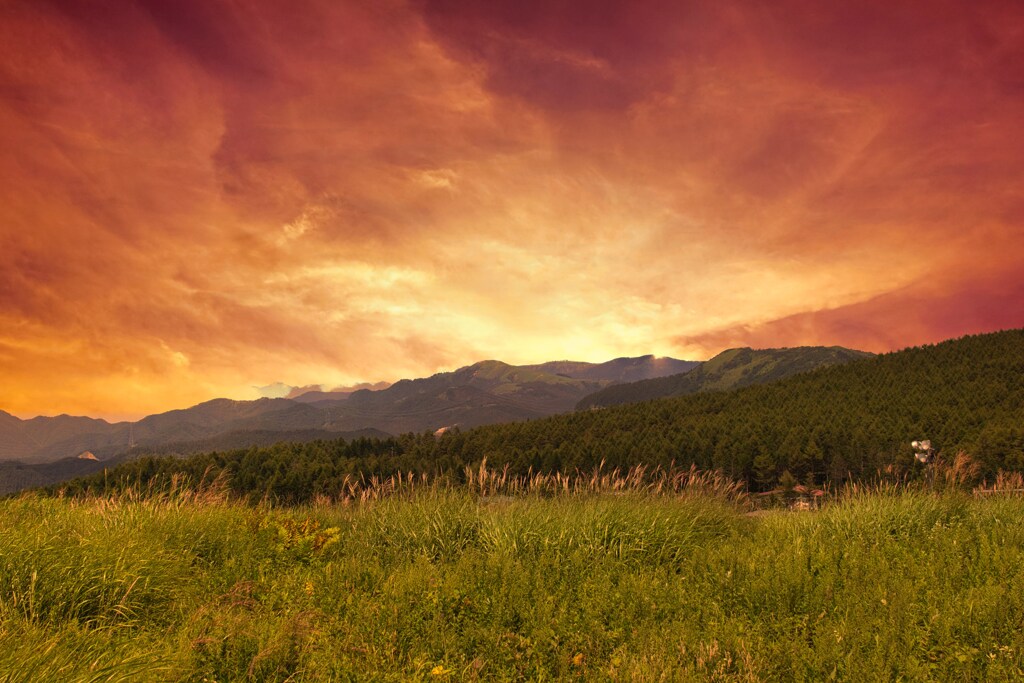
1 490 1024 681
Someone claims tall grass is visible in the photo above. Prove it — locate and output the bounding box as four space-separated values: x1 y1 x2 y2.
293 460 748 507
2 476 1024 680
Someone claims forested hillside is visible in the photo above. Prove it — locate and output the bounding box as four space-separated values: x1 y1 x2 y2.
48 330 1024 501
577 346 872 409
0 457 111 497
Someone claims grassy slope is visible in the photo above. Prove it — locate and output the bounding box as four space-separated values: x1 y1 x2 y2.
577 346 873 409
2 492 1024 681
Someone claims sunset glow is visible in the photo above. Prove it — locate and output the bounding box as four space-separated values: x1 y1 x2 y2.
2 0 1022 419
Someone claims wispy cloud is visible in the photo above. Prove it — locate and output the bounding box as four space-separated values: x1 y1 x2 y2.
1 0 1021 418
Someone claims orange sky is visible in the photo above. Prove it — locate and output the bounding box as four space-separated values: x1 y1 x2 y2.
2 0 1022 420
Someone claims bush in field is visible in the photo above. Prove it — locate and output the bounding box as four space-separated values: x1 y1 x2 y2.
272 517 341 564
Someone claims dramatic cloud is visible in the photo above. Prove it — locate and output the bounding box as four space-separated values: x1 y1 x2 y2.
1 0 1021 418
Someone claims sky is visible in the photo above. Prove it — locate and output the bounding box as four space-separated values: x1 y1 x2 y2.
1 0 1022 420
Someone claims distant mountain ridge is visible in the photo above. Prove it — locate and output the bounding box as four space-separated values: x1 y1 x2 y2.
50 329 1024 501
524 355 698 383
0 347 869 467
0 411 114 462
0 355 697 463
577 346 873 410
296 355 698 435
289 381 393 403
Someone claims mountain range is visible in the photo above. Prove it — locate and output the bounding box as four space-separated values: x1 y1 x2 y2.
0 343 888 496
0 355 699 464
0 345 874 482
49 328 1024 502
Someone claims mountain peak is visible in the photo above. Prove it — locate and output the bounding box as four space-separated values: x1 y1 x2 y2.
468 359 513 372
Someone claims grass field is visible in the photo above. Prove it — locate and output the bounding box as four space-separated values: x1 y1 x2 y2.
2 482 1024 681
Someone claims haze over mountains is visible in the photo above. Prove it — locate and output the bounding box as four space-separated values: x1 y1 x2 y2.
0 355 699 464
288 382 393 403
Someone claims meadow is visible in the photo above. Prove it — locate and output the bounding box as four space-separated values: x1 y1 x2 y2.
2 472 1024 681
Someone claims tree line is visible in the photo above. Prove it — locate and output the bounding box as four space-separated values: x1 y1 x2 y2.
52 329 1024 503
